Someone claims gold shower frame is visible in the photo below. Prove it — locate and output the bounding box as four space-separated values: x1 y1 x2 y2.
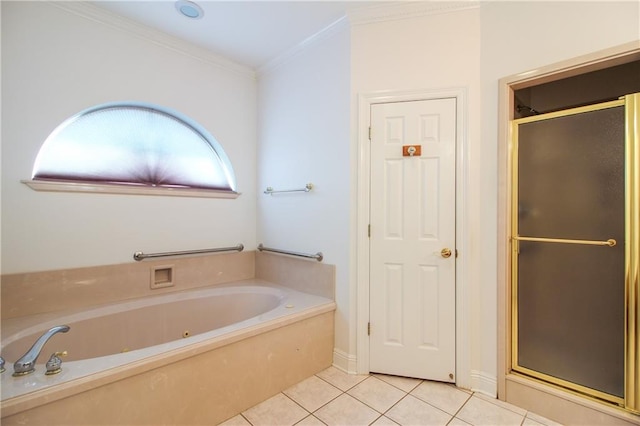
510 94 639 412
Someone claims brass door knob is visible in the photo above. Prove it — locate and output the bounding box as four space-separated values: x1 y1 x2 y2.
441 248 452 258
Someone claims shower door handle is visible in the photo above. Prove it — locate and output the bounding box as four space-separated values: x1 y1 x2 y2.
512 236 617 247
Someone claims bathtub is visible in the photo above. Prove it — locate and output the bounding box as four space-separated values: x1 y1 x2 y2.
1 279 335 425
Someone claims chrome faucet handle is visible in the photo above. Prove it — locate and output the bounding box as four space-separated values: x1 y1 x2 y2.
13 325 70 376
0 356 5 373
45 351 67 375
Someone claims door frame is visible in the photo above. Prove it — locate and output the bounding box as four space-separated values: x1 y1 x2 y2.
356 87 471 389
497 41 640 420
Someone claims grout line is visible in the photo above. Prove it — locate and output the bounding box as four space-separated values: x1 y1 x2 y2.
373 373 424 393
240 413 253 425
340 390 387 415
295 414 328 425
301 379 349 419
447 391 474 424
380 391 413 423
369 413 384 425
312 374 348 394
308 391 344 416
314 371 370 393
281 391 313 417
344 376 408 415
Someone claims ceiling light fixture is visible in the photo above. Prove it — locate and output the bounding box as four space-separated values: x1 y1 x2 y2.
175 0 204 19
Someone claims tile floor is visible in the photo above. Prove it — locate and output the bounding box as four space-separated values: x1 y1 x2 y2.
219 367 563 426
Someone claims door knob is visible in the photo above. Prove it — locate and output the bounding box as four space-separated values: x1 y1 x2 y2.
441 248 452 258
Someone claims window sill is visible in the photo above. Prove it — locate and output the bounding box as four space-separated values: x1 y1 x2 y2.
22 180 240 199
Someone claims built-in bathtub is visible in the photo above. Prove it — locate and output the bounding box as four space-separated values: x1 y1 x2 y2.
1 279 335 425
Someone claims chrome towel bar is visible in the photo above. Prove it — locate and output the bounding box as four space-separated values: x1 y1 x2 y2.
133 244 244 261
257 243 323 262
264 183 313 195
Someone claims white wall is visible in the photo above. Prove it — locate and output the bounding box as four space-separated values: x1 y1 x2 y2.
256 25 351 358
479 0 639 392
1 2 257 274
3 0 638 396
351 0 639 397
351 5 484 390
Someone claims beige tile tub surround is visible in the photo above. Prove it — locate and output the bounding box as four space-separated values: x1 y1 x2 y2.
1 251 255 319
2 310 335 425
1 250 337 424
255 251 335 299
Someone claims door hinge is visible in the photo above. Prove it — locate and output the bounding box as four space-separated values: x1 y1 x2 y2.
368 126 372 140
368 322 371 336
368 224 371 238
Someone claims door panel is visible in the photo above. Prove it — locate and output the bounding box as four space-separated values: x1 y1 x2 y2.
517 241 625 397
512 101 626 402
517 107 625 241
369 98 456 381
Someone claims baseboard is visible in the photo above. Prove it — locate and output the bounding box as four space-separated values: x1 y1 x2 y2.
471 370 498 398
506 374 640 425
333 348 357 374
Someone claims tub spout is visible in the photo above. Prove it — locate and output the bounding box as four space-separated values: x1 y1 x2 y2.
13 325 70 376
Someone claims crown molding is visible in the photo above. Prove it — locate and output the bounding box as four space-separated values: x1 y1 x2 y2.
257 1 479 76
257 15 349 76
347 1 480 26
50 2 256 79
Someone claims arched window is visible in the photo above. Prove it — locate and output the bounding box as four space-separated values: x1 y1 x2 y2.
24 102 238 198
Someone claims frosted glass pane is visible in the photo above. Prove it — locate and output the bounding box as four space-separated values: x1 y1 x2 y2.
518 106 624 241
517 241 625 397
33 103 236 191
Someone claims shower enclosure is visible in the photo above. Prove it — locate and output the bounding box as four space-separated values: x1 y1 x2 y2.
510 93 639 412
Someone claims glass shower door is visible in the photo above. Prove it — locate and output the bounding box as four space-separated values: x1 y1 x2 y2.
511 100 627 404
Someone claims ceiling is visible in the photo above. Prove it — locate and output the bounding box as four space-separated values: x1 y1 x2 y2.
92 1 386 70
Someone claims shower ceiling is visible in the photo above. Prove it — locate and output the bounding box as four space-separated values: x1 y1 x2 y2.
92 1 385 69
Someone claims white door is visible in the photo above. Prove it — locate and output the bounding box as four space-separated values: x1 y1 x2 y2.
369 98 456 382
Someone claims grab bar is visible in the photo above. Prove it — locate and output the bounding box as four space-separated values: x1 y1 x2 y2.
264 183 313 195
133 244 244 261
512 236 616 247
257 243 323 262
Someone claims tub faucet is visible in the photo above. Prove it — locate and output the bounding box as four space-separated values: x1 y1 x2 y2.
13 325 70 376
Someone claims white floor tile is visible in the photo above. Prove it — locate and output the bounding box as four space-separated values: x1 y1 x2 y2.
385 395 452 426
456 395 525 426
218 414 251 426
447 418 472 426
523 418 546 426
295 415 326 425
314 393 380 426
373 374 423 392
285 375 342 412
242 393 309 426
347 376 406 413
371 415 400 425
410 380 471 415
316 366 369 392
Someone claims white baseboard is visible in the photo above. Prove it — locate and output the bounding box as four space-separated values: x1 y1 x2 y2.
333 349 358 374
471 370 498 398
